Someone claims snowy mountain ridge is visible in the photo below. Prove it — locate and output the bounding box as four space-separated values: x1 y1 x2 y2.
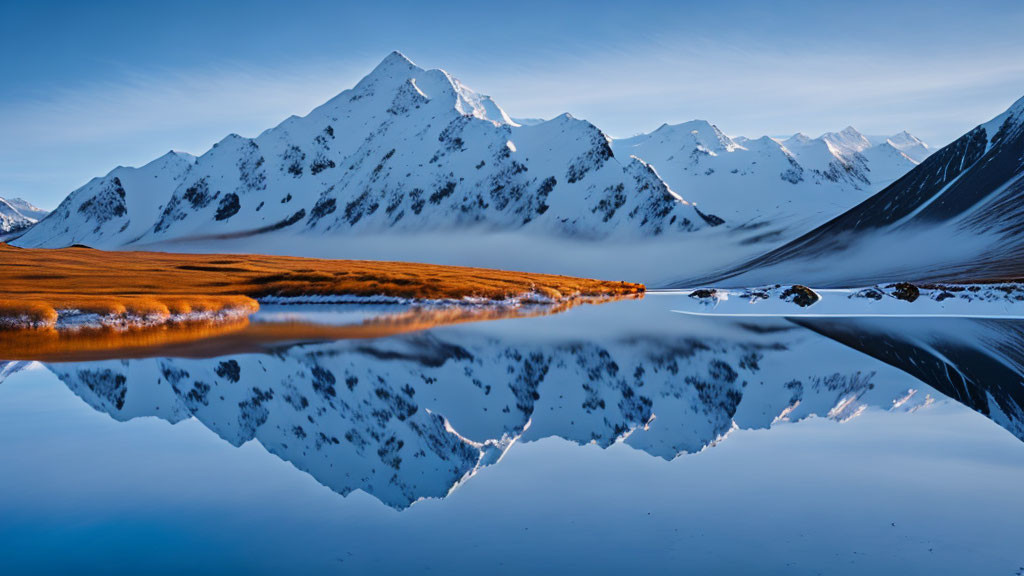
612 121 930 238
17 51 720 250
12 51 939 285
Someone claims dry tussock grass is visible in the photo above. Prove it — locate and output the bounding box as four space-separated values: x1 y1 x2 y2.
0 243 644 329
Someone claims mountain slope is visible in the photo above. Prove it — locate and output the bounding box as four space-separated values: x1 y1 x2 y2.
17 52 719 250
13 152 196 247
684 95 1024 287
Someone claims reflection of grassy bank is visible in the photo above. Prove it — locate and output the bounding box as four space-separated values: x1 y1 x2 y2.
0 243 645 330
0 296 640 361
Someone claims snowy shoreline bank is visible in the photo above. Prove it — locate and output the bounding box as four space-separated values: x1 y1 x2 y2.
667 282 1024 316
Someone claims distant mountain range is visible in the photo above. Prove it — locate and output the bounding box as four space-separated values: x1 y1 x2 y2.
0 197 48 236
614 122 929 242
689 95 1024 287
13 51 931 281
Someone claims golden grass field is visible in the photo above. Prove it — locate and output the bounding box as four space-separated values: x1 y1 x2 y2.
0 243 644 329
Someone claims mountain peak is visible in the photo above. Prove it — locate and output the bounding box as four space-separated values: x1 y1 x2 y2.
883 131 930 163
379 50 417 70
650 120 736 153
157 149 197 164
360 51 421 86
822 126 871 157
886 131 924 146
658 119 715 131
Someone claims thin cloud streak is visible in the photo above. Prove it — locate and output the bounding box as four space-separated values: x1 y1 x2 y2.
469 39 1024 141
2 36 1023 207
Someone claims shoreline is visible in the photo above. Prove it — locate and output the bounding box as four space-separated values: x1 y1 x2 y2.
666 282 1024 316
0 295 646 362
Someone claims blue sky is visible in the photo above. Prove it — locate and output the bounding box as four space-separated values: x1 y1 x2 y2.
3 0 1023 208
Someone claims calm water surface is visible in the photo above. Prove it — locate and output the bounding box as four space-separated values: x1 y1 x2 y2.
1 294 1023 575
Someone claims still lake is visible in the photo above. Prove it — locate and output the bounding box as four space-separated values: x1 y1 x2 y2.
1 294 1023 575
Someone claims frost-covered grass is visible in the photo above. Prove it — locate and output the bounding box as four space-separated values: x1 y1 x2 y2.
0 243 643 330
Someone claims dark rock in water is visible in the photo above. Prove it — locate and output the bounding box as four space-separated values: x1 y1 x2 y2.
689 289 718 299
740 289 771 300
780 285 820 307
851 287 884 300
888 282 920 302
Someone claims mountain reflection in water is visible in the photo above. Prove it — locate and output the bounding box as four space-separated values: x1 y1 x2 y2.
3 296 1022 510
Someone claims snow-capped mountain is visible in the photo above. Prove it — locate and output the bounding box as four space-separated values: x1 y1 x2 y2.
16 52 720 250
690 95 1024 287
612 122 927 237
0 196 48 236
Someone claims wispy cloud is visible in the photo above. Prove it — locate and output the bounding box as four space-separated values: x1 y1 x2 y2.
1 60 371 148
463 37 1024 141
0 58 373 206
3 34 1023 208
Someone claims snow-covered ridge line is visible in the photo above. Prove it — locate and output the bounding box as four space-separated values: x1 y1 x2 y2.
670 282 1024 317
16 51 715 252
611 121 930 240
